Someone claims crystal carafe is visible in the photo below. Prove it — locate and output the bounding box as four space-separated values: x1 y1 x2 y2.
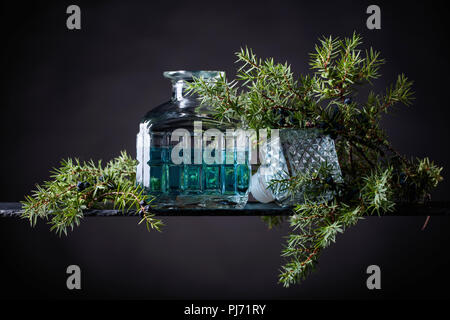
136 71 251 209
250 129 342 207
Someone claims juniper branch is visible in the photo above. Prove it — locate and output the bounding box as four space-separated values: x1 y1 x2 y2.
21 151 163 235
185 33 443 287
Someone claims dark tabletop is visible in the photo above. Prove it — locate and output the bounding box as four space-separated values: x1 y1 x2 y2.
1 201 449 217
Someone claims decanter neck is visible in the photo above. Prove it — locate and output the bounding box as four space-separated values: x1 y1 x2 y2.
171 80 191 101
164 71 225 102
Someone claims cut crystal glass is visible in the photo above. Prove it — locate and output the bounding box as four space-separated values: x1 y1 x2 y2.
251 129 342 207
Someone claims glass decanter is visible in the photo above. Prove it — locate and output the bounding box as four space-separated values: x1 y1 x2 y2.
250 129 342 207
136 71 251 209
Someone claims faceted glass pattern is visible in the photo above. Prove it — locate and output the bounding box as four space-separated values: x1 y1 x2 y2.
260 129 342 207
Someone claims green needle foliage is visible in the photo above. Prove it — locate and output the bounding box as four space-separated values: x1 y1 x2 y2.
188 33 443 287
21 151 163 236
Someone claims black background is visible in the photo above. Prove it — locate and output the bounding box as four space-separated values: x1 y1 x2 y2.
1 0 449 299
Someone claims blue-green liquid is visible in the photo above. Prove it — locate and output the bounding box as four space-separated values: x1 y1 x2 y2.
148 147 250 197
